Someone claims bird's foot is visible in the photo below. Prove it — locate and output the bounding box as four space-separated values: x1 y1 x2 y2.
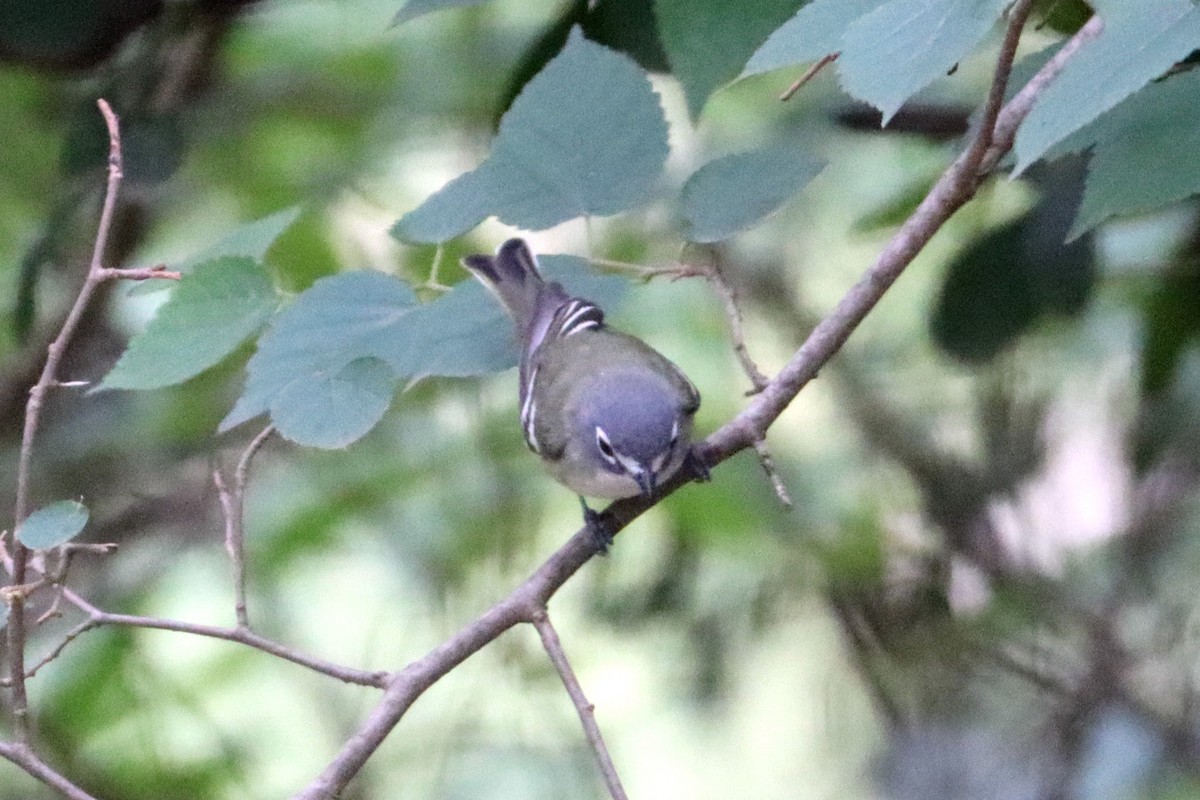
685 445 712 483
579 497 614 555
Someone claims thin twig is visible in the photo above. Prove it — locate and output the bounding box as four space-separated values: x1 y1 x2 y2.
780 52 839 102
7 98 125 743
0 741 98 800
215 425 275 628
531 610 628 800
96 265 181 281
293 4 1053 796
699 255 770 394
752 438 792 508
94 611 391 687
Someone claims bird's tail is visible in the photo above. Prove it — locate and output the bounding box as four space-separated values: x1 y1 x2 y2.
463 238 568 345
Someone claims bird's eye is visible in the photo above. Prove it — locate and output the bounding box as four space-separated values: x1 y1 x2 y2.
595 427 616 462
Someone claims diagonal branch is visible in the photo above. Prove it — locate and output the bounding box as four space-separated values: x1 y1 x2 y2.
292 2 1081 797
0 741 98 800
531 609 628 800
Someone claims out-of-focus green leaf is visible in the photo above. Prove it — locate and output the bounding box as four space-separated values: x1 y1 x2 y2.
854 173 938 232
394 28 668 236
1068 69 1200 238
1014 0 1200 172
0 0 161 69
99 257 277 391
223 255 627 446
655 0 806 117
62 107 185 185
271 356 397 448
17 500 89 549
838 0 1010 124
1140 270 1200 395
931 178 1096 364
679 145 824 242
1034 0 1093 35
393 0 489 25
741 0 887 78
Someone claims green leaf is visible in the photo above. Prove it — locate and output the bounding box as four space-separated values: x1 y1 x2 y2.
485 27 669 228
837 0 1011 124
680 145 824 242
223 255 628 447
742 0 888 78
178 206 303 272
1068 69 1200 238
18 500 89 549
1014 0 1200 172
655 0 806 117
390 165 493 245
99 257 277 391
930 175 1095 364
393 28 668 236
393 0 489 24
271 357 398 448
132 206 302 296
221 270 419 434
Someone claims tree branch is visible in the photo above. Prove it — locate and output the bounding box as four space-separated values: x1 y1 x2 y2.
531 609 628 800
6 98 124 744
293 4 1066 796
0 741 98 800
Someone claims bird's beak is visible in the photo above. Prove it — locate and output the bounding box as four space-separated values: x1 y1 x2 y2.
633 467 656 499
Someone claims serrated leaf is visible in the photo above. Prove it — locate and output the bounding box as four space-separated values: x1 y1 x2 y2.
680 145 824 242
1014 0 1200 172
656 0 805 117
391 163 494 245
271 357 397 448
392 28 669 237
1068 69 1200 238
18 500 89 549
393 0 489 24
222 256 628 447
742 0 889 79
838 0 1011 125
485 27 669 228
99 257 277 391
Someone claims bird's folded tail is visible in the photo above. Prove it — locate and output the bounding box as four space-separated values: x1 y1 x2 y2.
462 238 572 348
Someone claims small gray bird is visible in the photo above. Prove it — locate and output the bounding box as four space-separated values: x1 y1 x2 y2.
463 238 708 549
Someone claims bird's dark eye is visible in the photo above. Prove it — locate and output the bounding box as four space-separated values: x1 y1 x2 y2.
595 427 616 461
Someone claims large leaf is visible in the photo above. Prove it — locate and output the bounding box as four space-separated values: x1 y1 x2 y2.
837 0 1011 125
17 500 89 549
1068 69 1200 238
680 145 825 242
393 28 668 240
655 0 806 117
741 0 888 78
222 255 627 447
1014 0 1200 172
99 257 278 391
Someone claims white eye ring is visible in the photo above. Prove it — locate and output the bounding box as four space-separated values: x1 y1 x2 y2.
595 427 617 464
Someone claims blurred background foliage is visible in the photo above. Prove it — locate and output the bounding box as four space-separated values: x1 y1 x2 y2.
1 0 1200 798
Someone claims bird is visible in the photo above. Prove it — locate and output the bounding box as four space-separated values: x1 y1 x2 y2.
462 238 709 550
